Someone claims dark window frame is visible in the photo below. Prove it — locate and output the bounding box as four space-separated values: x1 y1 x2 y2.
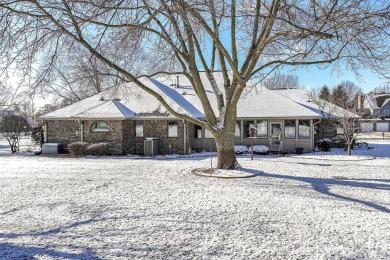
134 121 144 137
90 121 111 133
168 120 178 138
284 120 296 139
298 120 310 139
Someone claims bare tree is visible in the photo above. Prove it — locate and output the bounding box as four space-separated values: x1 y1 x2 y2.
0 81 9 106
0 1 389 168
263 74 300 89
371 84 390 94
0 114 30 153
309 85 360 156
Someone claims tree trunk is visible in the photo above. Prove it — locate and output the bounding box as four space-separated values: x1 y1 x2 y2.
347 143 352 156
215 135 237 169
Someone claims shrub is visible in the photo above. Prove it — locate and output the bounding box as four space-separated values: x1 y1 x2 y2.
68 142 89 157
86 142 111 156
252 145 270 155
317 139 331 152
31 123 45 148
234 145 249 154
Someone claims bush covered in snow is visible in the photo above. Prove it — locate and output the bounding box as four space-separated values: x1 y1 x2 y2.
86 142 111 156
69 142 112 156
234 145 270 155
252 145 270 155
317 139 332 152
68 142 89 157
234 145 249 154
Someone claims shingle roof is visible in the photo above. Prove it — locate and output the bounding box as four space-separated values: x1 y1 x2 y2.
41 72 330 121
272 88 358 118
365 94 390 109
40 77 190 120
155 73 322 118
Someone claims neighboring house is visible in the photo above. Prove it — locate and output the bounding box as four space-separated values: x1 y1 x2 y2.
271 88 358 142
360 93 390 132
40 72 351 155
0 105 15 117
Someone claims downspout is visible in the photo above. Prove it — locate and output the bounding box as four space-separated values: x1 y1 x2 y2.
44 122 48 142
312 118 322 149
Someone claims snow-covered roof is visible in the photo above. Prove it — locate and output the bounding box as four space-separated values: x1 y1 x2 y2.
365 93 390 109
272 88 358 118
148 78 204 118
155 72 322 118
40 77 188 120
41 72 328 121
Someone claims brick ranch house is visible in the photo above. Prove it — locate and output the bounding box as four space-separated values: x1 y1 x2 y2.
40 72 347 155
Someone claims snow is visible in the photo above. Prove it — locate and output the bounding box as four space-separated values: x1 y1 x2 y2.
148 78 204 118
155 72 322 118
39 78 187 120
272 88 358 118
0 139 390 259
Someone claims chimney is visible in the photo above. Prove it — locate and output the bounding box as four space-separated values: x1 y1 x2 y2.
357 93 362 110
176 76 180 88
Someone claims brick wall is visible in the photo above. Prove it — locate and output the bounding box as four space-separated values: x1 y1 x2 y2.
46 120 81 145
82 120 123 154
128 120 189 155
45 119 193 155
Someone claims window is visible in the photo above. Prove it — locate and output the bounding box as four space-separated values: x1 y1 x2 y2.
204 128 213 138
168 121 178 137
243 120 255 138
90 121 110 132
284 120 296 139
135 121 144 137
256 120 268 138
235 121 241 139
298 120 310 139
194 125 202 139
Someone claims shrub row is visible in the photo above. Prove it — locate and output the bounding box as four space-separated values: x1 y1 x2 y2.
68 142 111 157
234 145 270 155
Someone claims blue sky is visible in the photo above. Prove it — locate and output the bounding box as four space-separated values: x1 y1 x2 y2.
288 67 388 93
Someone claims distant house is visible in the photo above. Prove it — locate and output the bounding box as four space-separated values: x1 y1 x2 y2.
40 73 351 155
360 93 390 132
0 105 15 117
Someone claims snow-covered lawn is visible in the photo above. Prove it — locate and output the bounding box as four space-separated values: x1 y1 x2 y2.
0 140 389 259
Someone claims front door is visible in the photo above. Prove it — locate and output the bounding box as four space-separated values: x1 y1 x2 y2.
270 122 283 151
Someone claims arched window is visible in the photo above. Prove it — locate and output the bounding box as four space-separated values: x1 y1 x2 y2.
90 121 111 132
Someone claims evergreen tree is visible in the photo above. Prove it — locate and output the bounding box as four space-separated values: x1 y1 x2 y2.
331 85 349 108
319 85 331 101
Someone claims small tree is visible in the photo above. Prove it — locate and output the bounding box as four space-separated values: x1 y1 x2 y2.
31 123 45 149
0 114 30 153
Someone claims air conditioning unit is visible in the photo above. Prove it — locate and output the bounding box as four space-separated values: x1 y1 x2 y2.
42 143 62 155
144 137 159 156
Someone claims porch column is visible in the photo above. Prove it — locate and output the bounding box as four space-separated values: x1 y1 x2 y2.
310 119 313 150
80 121 84 142
183 120 187 154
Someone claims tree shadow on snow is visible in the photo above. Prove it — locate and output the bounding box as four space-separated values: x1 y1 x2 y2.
0 242 102 260
240 168 390 213
0 218 103 239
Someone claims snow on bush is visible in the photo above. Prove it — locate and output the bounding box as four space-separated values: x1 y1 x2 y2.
317 139 332 152
234 145 249 154
68 142 89 157
252 145 270 155
86 142 111 156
